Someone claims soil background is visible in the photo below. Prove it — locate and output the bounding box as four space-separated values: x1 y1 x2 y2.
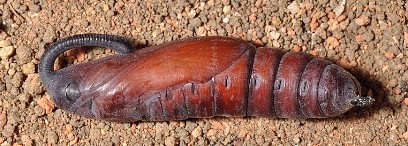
1 0 408 145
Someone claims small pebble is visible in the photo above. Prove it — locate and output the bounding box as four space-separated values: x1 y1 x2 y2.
272 40 280 48
333 0 345 16
2 124 15 138
404 98 408 106
210 121 223 130
293 45 301 52
355 35 364 42
337 59 356 69
68 136 78 145
222 17 229 23
337 15 347 22
328 12 336 19
22 62 35 74
287 1 299 14
42 26 56 43
21 135 32 146
394 88 402 95
8 68 16 75
403 132 408 139
165 136 175 146
396 53 403 58
196 27 206 36
287 30 296 36
310 18 319 31
355 15 370 26
16 45 33 64
249 14 256 22
389 79 398 87
364 30 374 41
191 126 202 138
188 9 197 18
76 48 86 62
293 135 301 144
326 36 340 49
0 46 15 59
36 95 55 114
206 129 216 137
102 4 110 12
387 13 400 24
270 31 280 40
0 40 11 48
384 52 395 59
223 6 231 13
0 112 6 130
253 39 264 46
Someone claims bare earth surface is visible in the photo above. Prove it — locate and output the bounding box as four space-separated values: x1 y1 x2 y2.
0 0 408 145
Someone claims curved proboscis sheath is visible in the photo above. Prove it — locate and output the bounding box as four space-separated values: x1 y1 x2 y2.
39 34 374 122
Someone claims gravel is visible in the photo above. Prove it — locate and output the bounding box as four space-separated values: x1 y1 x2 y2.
0 0 407 145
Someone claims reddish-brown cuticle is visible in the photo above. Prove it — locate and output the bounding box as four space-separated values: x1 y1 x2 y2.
40 34 371 122
247 47 283 118
298 58 331 118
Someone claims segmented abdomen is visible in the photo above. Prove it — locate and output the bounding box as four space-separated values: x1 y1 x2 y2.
137 47 333 121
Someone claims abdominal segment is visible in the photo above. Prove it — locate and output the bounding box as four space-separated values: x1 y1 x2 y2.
136 49 255 121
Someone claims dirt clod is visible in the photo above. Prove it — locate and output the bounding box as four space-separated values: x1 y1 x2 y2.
16 45 33 64
22 62 35 75
36 95 55 114
42 26 56 43
22 74 44 95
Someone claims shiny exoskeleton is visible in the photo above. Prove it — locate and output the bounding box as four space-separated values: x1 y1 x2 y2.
39 34 374 122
